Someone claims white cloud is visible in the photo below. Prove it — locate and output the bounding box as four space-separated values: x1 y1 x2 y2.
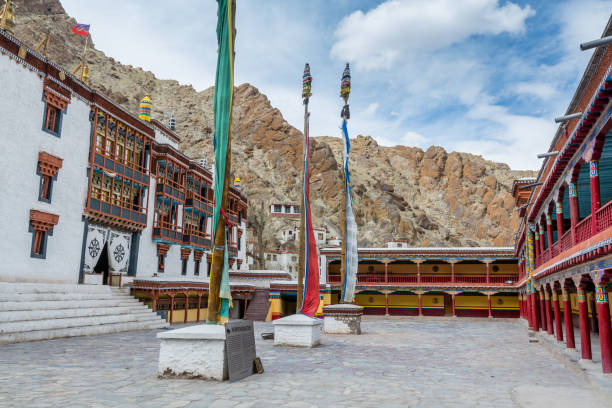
365 102 379 115
331 0 534 70
400 131 428 148
512 82 559 100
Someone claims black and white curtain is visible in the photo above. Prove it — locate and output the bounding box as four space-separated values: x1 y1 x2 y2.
83 225 108 273
83 225 131 274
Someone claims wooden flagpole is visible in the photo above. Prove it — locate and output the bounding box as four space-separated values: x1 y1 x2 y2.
297 63 311 312
207 0 236 324
339 63 350 303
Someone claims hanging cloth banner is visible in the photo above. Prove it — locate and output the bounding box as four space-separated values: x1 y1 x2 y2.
219 232 233 324
300 103 320 318
341 119 358 302
82 225 108 273
108 229 131 274
211 0 234 320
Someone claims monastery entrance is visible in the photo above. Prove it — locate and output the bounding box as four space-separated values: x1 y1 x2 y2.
92 243 110 285
443 293 453 316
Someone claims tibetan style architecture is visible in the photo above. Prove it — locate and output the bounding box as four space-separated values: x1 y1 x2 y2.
514 19 612 373
0 29 247 288
267 245 519 320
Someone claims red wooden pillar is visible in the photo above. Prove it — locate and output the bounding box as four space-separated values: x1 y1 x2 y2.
184 293 189 323
417 262 421 284
196 295 202 322
539 289 547 332
152 292 158 312
562 288 575 349
555 201 564 239
452 294 456 317
535 231 540 260
169 294 175 325
519 293 523 319
384 261 389 284
552 289 563 342
384 291 389 316
545 288 554 336
539 225 545 254
595 283 612 372
568 183 580 244
546 215 554 250
527 293 533 328
451 262 455 283
418 293 423 316
577 286 592 360
487 294 492 318
485 262 490 284
532 292 540 331
590 161 601 235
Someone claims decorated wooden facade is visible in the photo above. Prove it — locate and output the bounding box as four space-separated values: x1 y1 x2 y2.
514 19 612 374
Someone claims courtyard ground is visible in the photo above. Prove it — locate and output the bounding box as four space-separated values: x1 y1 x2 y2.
0 317 609 408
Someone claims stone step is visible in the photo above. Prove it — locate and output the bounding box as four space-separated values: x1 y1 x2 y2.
0 298 143 312
0 304 153 323
0 312 164 334
0 283 119 294
0 320 169 345
0 292 135 302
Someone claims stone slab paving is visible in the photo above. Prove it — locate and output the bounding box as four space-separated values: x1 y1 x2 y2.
0 317 609 408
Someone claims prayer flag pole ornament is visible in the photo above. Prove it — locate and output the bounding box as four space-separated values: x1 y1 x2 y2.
207 0 236 325
339 63 358 303
297 63 320 318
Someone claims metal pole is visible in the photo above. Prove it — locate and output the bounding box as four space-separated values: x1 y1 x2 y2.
580 35 612 51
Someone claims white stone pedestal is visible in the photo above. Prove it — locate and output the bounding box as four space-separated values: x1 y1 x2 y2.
323 304 364 334
273 314 322 347
157 324 228 380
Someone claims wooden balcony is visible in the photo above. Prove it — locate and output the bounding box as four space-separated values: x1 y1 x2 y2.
327 274 518 287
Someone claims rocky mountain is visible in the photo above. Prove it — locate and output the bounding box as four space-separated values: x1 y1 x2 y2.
10 0 535 248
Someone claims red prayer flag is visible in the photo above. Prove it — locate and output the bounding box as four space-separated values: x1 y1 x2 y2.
72 24 90 37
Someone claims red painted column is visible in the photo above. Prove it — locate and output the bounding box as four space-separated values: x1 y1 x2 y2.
451 262 455 283
527 293 534 328
385 291 389 316
553 290 563 342
594 283 612 373
487 294 492 318
539 225 545 254
531 292 540 331
577 287 592 360
568 183 580 244
485 263 490 284
535 231 540 261
539 290 547 332
546 215 554 250
417 262 421 284
169 295 174 325
519 293 523 319
555 201 564 240
196 295 201 322
452 294 456 317
545 289 554 336
562 288 575 349
418 293 423 316
590 161 601 235
384 261 389 284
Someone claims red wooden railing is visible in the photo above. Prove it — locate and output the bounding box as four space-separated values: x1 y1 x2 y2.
560 230 573 252
596 200 612 232
575 215 592 244
327 274 518 285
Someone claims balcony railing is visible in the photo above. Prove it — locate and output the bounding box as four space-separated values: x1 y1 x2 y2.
327 274 518 286
575 215 592 244
153 221 183 243
596 200 612 232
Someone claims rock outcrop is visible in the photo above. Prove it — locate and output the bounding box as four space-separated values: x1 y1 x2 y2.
11 0 535 247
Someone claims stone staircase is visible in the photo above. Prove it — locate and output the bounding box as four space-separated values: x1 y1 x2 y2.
244 288 271 321
0 282 169 344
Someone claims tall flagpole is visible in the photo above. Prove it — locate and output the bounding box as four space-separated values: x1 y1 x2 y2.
297 63 312 312
207 0 236 324
339 63 357 304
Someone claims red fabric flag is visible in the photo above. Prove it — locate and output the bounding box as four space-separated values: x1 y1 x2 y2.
72 24 90 37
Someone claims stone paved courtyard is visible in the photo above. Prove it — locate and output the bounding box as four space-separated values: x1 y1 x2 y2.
0 317 609 408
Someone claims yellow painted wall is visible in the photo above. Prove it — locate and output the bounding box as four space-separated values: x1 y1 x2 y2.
456 295 488 310
422 294 444 309
389 294 417 307
492 295 518 310
270 298 282 318
355 293 386 308
171 310 185 323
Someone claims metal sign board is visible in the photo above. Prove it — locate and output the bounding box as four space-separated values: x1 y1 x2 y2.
225 319 257 382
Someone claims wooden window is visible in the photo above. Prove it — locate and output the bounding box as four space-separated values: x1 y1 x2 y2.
181 259 187 276
158 255 165 273
194 260 200 276
274 205 282 213
43 104 63 135
29 210 59 259
39 175 52 201
37 152 62 203
32 230 45 255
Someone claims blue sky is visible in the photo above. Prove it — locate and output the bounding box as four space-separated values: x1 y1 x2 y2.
61 0 612 170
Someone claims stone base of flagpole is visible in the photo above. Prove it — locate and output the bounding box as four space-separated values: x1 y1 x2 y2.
157 325 228 380
273 314 322 347
323 304 363 334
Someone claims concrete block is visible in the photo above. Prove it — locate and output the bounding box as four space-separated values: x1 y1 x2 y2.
157 325 228 380
323 304 364 334
272 313 322 347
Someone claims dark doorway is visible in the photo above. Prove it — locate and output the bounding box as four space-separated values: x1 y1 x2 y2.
93 243 110 285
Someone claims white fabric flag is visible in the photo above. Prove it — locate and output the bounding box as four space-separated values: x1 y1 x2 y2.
83 226 108 273
341 119 358 302
108 229 131 274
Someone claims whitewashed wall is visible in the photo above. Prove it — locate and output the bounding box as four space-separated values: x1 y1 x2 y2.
0 55 91 283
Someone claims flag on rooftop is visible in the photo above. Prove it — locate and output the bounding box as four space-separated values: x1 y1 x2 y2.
72 24 90 37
